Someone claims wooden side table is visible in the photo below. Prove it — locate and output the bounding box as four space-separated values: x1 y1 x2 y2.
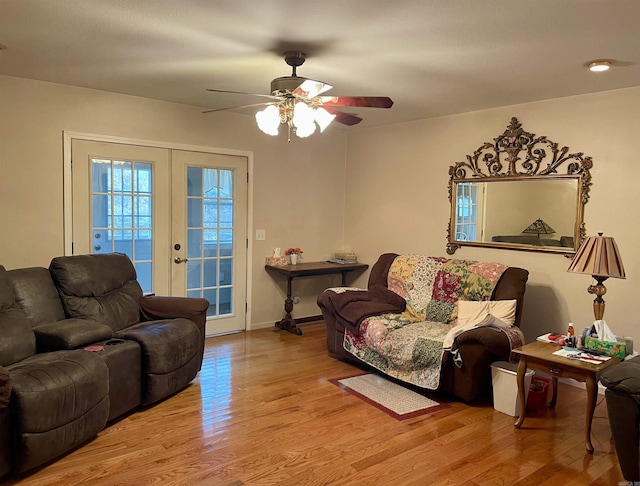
512 341 620 454
265 261 368 335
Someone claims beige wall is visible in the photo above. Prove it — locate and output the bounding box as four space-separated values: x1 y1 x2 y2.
344 86 640 344
0 75 347 328
3 74 639 343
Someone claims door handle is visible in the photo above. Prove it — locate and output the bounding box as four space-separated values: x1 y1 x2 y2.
174 257 189 264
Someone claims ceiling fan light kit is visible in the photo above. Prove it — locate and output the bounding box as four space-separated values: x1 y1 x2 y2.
255 100 335 138
206 51 393 140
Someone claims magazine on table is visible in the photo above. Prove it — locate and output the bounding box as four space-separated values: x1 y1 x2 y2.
552 348 611 364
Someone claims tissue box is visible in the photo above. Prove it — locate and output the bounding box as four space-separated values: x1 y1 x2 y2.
583 337 627 358
265 256 288 267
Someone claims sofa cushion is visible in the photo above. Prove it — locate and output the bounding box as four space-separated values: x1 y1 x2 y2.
457 299 517 328
116 319 200 374
386 256 509 324
49 254 143 332
116 319 201 405
8 350 109 432
9 267 66 325
0 267 36 366
8 350 109 473
33 319 114 351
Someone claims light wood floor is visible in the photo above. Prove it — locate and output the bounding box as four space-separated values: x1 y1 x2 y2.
8 322 624 485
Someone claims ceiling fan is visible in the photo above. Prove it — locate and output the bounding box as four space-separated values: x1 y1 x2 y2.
203 51 393 138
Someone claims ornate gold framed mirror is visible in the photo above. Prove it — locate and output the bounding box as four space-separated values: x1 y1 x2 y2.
446 117 593 255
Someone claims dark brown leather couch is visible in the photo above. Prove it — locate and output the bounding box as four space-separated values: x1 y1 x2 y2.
600 355 640 482
0 253 208 478
318 254 529 402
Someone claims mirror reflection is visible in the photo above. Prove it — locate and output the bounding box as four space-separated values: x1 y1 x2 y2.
452 177 579 251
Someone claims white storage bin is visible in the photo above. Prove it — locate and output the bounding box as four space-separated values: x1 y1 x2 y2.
490 361 534 417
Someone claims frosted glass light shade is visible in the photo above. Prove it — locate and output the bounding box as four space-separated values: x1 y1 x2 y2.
314 107 336 132
255 105 280 136
293 102 316 137
293 102 315 127
295 121 316 138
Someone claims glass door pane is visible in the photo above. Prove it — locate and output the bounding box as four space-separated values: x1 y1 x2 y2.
171 150 247 336
91 159 154 292
185 167 235 318
70 140 171 296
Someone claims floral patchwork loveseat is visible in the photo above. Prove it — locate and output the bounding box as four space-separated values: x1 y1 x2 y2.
317 253 529 402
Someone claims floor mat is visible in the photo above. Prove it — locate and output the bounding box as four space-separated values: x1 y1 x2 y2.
330 373 451 420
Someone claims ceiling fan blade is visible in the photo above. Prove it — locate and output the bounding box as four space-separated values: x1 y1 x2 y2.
319 96 394 109
293 79 333 99
202 102 272 114
206 88 281 101
323 107 363 126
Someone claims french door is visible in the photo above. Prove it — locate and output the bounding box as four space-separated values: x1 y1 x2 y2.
70 139 248 335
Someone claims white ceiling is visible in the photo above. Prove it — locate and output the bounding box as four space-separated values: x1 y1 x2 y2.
1 0 639 129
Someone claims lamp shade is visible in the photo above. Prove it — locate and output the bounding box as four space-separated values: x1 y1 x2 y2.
522 218 555 235
567 233 626 279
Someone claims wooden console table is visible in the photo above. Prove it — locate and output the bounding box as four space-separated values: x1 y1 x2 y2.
265 261 368 335
512 341 620 454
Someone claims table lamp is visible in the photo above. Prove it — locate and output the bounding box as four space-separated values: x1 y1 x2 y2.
567 233 626 320
522 218 555 238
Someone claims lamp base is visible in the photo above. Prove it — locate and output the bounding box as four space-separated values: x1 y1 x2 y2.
587 275 608 321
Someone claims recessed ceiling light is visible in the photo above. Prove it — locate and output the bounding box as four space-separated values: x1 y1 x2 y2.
586 59 613 72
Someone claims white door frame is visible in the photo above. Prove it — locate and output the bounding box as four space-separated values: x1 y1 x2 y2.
63 131 254 330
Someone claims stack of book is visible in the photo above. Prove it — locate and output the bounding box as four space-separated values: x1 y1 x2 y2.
328 252 358 264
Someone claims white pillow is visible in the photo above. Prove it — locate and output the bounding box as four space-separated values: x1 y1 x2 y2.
456 299 517 328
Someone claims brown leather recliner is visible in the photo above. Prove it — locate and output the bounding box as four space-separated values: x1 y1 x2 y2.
0 265 110 475
600 355 640 482
48 253 208 406
1 253 209 478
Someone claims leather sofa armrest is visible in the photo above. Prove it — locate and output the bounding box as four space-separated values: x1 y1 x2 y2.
33 319 113 351
0 366 10 410
139 295 209 330
454 327 511 357
601 355 640 396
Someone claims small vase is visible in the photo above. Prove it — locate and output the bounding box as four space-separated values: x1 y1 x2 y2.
290 254 298 265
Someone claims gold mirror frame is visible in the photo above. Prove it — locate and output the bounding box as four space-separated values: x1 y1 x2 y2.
446 117 593 256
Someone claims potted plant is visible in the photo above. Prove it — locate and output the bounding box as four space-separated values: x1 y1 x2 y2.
285 247 303 265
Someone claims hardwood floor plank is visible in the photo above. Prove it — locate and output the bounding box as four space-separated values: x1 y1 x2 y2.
5 322 625 485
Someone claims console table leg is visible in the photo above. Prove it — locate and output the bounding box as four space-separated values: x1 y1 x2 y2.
274 276 302 335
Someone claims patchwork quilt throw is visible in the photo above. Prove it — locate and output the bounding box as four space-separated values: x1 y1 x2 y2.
343 255 513 390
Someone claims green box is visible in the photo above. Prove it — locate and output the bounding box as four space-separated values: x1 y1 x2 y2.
584 336 627 358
